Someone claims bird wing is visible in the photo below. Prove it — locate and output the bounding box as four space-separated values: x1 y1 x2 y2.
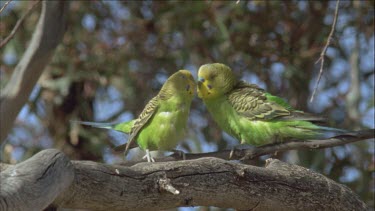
227 81 291 121
276 111 327 123
122 95 161 155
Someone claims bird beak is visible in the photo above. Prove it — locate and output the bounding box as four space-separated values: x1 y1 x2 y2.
197 77 209 98
198 77 205 83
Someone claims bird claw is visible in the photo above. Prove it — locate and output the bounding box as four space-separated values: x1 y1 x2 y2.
171 149 186 160
142 155 155 162
231 144 254 160
229 147 235 159
230 145 244 159
143 149 155 162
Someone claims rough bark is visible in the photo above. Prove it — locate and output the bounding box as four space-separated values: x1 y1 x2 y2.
0 149 368 211
0 149 74 211
0 1 69 143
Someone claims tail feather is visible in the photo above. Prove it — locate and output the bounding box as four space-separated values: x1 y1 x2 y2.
292 123 374 140
71 120 115 130
330 128 375 139
278 111 327 123
291 123 352 139
71 120 138 152
315 126 374 139
312 125 352 139
71 120 134 134
317 126 350 134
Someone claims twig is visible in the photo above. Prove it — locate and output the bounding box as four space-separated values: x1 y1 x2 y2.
0 0 41 49
240 130 373 160
116 129 374 165
158 178 180 195
310 0 340 102
0 0 12 14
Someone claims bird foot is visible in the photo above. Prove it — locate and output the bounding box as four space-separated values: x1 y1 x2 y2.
230 144 254 159
143 149 155 162
171 149 186 160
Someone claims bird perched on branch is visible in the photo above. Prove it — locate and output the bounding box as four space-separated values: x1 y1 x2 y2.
197 63 361 146
75 70 195 162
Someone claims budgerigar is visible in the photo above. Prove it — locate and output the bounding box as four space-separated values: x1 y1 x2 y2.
197 63 353 146
75 70 195 162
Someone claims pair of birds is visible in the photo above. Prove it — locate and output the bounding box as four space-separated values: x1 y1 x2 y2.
77 63 349 162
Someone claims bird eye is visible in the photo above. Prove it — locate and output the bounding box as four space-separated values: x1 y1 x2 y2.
181 75 186 79
207 84 212 89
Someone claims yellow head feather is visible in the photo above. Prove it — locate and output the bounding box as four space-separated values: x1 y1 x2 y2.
161 70 196 98
197 63 237 100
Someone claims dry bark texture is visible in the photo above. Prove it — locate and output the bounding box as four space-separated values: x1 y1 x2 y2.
0 149 368 211
0 149 74 211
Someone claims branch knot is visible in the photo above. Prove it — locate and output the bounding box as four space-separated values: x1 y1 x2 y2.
157 177 180 195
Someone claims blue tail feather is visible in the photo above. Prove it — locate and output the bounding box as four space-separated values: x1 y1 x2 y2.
317 126 350 133
70 120 114 130
317 126 353 138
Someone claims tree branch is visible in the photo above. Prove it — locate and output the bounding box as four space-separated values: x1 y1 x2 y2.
0 0 12 15
0 1 69 143
116 129 375 164
310 0 340 102
0 149 74 211
0 149 368 210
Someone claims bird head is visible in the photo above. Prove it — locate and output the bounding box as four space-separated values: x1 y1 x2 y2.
162 70 196 98
197 63 237 100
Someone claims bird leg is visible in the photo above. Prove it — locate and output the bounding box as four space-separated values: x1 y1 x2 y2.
142 149 155 162
230 143 254 159
171 149 186 160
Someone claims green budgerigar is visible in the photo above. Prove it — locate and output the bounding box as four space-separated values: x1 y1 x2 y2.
197 63 352 146
76 70 196 162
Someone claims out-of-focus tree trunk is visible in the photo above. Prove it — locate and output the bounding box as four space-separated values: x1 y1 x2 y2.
0 1 69 143
346 33 361 128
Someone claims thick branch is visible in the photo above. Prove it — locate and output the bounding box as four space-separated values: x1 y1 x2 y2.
0 1 69 143
0 149 74 211
0 149 368 210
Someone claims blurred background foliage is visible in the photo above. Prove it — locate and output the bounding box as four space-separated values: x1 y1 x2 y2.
0 0 374 208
